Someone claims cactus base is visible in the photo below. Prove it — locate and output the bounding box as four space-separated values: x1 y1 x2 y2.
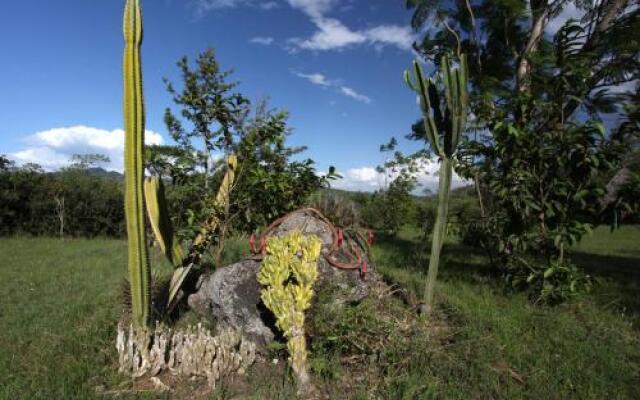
116 321 257 389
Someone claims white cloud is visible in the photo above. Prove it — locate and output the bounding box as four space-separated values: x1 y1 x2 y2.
364 25 414 51
192 0 414 52
9 125 163 172
285 0 415 52
292 18 366 50
332 167 382 192
332 159 469 194
249 36 275 45
193 0 251 13
260 1 279 10
286 0 336 19
604 79 638 94
292 71 334 87
339 86 371 104
292 70 371 103
192 0 278 15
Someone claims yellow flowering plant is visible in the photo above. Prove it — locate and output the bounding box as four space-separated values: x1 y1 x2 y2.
257 230 322 391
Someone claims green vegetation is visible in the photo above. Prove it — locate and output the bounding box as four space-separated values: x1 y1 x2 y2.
0 157 125 237
1 0 639 398
144 155 238 312
386 0 640 302
159 50 336 234
0 239 130 400
405 53 469 314
1 226 638 399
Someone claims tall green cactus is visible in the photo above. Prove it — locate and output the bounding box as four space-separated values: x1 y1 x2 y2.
123 0 150 328
405 54 469 315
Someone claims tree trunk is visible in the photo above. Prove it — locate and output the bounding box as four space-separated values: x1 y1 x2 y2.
516 2 550 95
421 157 453 315
54 194 65 239
59 196 64 239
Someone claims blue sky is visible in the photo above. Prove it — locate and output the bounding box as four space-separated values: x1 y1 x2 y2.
0 0 467 191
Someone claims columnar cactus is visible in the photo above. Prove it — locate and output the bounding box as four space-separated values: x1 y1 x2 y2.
123 0 150 329
257 230 322 393
404 54 469 315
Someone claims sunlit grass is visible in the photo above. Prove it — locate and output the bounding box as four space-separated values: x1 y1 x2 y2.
0 227 638 399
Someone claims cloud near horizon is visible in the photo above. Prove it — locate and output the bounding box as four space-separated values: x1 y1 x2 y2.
331 160 469 194
9 125 163 172
7 125 468 193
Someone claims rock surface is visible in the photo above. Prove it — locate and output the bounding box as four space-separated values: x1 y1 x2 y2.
187 209 374 348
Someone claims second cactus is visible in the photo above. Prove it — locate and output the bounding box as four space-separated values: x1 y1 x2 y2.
405 54 469 315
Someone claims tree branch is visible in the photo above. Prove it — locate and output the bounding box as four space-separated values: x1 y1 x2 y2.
516 1 551 94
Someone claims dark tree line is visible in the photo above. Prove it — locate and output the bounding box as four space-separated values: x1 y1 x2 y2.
0 156 125 237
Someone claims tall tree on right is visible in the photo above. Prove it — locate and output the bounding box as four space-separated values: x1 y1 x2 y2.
406 0 639 302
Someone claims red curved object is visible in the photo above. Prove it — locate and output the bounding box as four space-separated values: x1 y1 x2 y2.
249 233 256 254
259 235 266 255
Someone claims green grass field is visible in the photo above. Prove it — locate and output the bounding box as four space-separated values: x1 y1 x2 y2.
0 227 639 399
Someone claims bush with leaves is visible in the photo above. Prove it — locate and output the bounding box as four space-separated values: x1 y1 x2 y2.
159 50 331 237
404 0 640 303
230 105 334 231
456 118 630 302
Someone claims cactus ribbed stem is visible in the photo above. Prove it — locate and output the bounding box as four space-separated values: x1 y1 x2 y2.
422 157 452 314
405 53 468 315
123 0 150 329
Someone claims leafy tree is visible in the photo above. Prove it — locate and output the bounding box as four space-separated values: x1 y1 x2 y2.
406 0 639 301
0 154 125 238
162 50 331 251
0 155 13 172
361 138 424 235
145 145 196 184
231 102 332 230
163 48 249 189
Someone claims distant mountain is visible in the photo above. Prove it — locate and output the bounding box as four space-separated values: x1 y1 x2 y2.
86 167 123 180
44 167 124 180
